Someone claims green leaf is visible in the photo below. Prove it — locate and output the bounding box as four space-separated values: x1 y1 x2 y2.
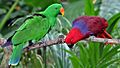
30 53 43 68
67 0 79 3
78 43 90 67
94 0 102 15
24 0 60 9
87 42 100 67
98 45 120 67
107 13 120 34
84 0 95 16
101 58 120 68
101 45 111 58
0 8 6 15
69 57 82 68
64 0 84 22
64 49 84 67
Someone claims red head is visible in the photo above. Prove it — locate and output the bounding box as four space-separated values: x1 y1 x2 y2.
65 28 84 45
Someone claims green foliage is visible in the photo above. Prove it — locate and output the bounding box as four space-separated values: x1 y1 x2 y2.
0 0 19 31
107 13 120 34
84 0 95 16
0 0 120 68
64 0 84 22
24 0 60 9
65 42 120 68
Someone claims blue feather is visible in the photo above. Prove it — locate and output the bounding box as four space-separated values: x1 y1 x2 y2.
72 20 89 35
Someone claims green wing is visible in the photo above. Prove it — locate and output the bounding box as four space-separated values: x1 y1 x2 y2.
12 15 50 45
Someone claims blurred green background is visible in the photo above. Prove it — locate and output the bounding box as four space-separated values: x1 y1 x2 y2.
0 0 120 68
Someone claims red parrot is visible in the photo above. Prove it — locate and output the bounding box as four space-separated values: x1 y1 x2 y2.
65 16 112 48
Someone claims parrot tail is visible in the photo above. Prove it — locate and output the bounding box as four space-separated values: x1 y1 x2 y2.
103 30 112 39
9 43 24 66
97 30 112 39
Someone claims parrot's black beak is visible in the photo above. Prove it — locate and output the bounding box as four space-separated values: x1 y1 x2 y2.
67 44 74 48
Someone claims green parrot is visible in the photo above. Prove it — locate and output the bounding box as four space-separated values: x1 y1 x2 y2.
6 3 64 66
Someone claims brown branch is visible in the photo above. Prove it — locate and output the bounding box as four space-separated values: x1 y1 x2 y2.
0 38 6 45
24 35 65 51
0 35 120 51
86 37 120 44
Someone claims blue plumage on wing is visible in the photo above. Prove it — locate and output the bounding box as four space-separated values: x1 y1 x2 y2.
72 20 89 35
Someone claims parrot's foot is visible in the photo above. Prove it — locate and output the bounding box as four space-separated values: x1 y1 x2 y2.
103 39 113 45
57 35 64 44
29 40 34 46
37 41 46 47
38 41 44 45
88 36 96 40
24 47 30 52
104 41 113 45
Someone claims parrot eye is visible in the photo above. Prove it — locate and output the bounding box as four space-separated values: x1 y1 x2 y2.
55 7 58 10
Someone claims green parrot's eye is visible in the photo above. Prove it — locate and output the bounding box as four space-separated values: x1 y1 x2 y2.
55 8 58 10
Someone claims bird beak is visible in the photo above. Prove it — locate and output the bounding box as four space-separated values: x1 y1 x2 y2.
60 7 64 16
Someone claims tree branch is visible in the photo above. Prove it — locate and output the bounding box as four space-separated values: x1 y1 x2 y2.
0 35 120 51
24 35 65 51
86 36 120 44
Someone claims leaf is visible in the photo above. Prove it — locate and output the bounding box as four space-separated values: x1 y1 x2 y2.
64 49 84 67
24 0 60 9
64 0 84 22
78 43 90 67
107 13 120 34
101 45 111 58
87 42 100 67
67 0 79 3
84 0 95 16
69 57 82 68
98 45 120 67
94 0 102 15
30 53 43 68
101 58 120 68
0 8 6 15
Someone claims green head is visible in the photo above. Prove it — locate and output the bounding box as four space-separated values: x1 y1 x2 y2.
44 3 64 17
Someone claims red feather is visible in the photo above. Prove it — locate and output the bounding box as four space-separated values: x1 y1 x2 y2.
97 30 112 39
65 28 85 44
65 16 112 48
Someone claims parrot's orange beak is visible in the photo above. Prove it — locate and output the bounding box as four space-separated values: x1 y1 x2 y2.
60 7 64 16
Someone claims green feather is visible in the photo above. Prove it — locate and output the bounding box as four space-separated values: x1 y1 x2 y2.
9 43 25 66
12 15 50 44
9 3 63 65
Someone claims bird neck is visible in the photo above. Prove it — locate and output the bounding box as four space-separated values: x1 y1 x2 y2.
49 17 56 27
39 12 57 27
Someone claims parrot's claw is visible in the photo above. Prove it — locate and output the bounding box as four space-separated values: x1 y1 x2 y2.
104 41 113 45
88 36 96 40
43 42 47 47
24 47 30 52
38 41 46 47
103 39 113 45
38 41 44 45
29 40 34 46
